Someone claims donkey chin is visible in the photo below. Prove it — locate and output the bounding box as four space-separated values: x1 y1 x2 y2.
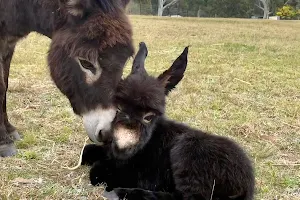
82 106 117 145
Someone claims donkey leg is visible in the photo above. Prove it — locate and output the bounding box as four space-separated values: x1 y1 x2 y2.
2 39 20 141
0 37 17 157
81 144 108 166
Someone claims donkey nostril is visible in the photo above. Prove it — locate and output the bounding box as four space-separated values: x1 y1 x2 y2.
97 130 108 143
97 130 103 141
98 130 112 144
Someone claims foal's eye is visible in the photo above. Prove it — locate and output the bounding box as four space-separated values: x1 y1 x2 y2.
143 112 156 123
116 105 122 113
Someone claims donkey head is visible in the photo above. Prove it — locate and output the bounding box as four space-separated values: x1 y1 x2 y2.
48 0 134 144
108 42 189 159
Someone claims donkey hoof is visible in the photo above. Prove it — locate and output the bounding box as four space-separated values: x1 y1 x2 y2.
0 143 17 157
8 130 22 141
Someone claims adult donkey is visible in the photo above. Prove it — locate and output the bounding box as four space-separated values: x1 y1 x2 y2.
0 0 134 157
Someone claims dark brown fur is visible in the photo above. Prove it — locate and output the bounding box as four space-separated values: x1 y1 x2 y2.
81 43 255 200
0 0 134 157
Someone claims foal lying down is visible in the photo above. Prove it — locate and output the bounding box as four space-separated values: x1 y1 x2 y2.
81 43 255 200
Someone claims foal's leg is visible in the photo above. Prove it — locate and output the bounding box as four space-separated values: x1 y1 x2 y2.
89 160 117 189
0 37 18 157
81 144 109 166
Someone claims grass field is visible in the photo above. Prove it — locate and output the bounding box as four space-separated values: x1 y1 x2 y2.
0 15 300 199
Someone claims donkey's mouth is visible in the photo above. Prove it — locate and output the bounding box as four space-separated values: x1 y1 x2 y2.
82 106 116 144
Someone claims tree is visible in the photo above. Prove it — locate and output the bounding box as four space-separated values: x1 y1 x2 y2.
186 0 254 18
277 4 299 19
255 0 271 19
157 0 179 16
127 0 299 19
192 0 207 17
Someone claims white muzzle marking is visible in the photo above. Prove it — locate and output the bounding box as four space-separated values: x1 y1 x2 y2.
82 107 116 144
114 126 139 149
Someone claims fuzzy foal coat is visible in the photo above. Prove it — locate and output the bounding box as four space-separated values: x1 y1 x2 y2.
81 43 255 200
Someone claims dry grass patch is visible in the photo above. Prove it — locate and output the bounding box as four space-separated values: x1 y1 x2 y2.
0 16 300 199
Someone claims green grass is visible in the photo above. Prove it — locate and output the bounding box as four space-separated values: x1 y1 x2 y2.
0 16 300 199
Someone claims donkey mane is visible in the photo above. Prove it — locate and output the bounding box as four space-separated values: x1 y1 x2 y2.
65 0 127 15
93 0 129 14
53 1 133 62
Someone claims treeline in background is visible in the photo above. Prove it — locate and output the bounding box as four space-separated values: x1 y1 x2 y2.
127 0 300 19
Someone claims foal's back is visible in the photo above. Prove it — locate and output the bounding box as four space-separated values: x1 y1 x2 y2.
166 121 255 199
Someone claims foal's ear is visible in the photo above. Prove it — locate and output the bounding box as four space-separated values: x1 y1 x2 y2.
131 42 148 76
157 46 189 95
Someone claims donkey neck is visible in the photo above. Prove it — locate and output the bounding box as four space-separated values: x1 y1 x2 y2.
145 118 186 150
28 1 61 38
0 0 61 38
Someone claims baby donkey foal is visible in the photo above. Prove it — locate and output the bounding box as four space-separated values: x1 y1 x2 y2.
81 43 255 200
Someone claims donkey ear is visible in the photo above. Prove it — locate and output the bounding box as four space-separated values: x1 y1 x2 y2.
66 0 86 17
157 46 189 95
131 42 148 75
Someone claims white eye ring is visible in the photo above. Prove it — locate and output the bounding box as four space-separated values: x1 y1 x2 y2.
143 112 156 123
76 57 102 85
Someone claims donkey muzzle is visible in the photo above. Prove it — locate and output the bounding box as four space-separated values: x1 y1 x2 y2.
82 106 116 144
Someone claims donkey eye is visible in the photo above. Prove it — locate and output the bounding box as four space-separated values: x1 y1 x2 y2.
116 105 122 113
143 112 156 123
78 58 96 74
